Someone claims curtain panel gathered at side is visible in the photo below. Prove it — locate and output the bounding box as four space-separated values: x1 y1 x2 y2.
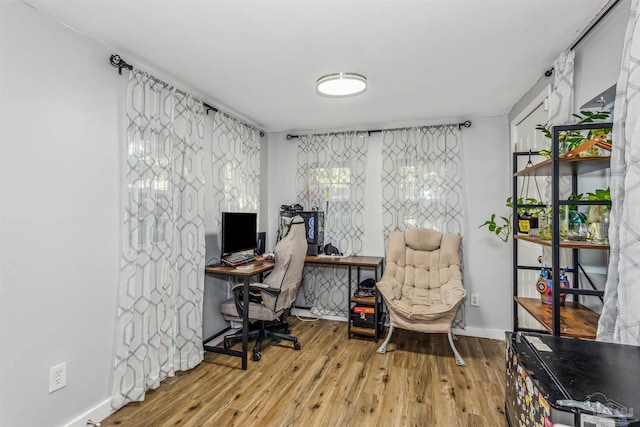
597 0 640 346
296 132 367 317
112 70 206 409
380 125 465 237
542 50 576 268
210 111 261 228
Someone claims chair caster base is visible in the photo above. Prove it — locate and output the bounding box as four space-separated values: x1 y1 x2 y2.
294 341 301 350
252 351 261 361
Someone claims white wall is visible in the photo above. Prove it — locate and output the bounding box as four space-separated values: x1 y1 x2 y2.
573 0 630 109
0 2 124 426
265 117 512 338
510 0 630 122
461 117 512 335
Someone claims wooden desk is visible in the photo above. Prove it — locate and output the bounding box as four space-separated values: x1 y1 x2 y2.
304 255 384 339
204 255 384 367
204 259 275 370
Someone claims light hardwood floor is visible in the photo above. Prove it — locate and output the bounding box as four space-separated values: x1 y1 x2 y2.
101 318 506 427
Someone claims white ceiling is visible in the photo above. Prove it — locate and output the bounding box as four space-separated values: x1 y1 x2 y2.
23 0 611 133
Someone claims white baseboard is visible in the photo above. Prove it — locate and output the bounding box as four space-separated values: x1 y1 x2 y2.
292 308 506 341
63 398 115 427
453 326 506 341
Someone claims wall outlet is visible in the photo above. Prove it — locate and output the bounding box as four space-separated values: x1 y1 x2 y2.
470 293 480 307
49 362 67 393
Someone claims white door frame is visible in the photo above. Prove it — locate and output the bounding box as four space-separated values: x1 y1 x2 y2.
510 85 551 150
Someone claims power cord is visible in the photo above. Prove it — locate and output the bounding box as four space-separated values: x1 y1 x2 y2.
292 307 321 322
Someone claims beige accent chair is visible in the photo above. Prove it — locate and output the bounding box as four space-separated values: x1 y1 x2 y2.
220 216 307 361
376 228 467 366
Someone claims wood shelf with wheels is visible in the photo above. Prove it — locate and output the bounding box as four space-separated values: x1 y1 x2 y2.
349 293 385 342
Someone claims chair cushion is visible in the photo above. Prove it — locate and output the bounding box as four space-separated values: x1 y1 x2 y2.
405 228 442 251
220 297 282 322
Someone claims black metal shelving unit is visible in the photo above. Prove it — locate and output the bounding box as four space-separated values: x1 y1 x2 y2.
512 122 611 338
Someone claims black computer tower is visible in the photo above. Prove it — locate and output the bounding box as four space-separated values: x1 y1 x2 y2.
279 210 324 255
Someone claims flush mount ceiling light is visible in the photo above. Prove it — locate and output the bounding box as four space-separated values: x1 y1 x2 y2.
316 72 367 97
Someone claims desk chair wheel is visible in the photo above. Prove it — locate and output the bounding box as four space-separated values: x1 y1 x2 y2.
223 339 231 350
294 341 301 350
252 351 261 361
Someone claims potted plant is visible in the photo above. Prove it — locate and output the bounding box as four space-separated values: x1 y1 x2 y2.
479 197 543 242
535 111 611 156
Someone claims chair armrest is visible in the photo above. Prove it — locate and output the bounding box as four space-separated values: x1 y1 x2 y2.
232 283 282 297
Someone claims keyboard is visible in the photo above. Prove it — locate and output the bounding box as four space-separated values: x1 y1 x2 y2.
221 253 256 266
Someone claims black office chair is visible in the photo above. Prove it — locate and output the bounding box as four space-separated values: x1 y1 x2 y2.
220 216 307 361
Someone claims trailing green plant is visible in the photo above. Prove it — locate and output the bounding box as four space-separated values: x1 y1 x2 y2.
585 187 611 204
479 197 543 243
536 110 612 154
511 196 544 217
479 211 512 243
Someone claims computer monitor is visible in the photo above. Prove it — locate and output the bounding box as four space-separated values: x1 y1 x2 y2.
221 212 257 258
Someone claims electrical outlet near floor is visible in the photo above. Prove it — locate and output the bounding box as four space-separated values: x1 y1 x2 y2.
49 361 67 393
470 293 480 307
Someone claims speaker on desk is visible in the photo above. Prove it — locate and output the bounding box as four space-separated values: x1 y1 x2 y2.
256 231 266 255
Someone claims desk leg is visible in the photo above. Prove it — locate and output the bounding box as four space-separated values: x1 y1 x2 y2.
347 265 352 339
241 276 249 370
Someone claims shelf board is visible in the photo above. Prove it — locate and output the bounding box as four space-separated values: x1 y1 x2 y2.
513 156 610 177
350 326 377 336
350 295 377 305
514 234 610 250
514 296 599 339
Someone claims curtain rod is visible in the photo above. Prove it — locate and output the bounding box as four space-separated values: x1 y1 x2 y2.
109 54 264 137
542 0 622 79
286 120 472 140
570 0 621 51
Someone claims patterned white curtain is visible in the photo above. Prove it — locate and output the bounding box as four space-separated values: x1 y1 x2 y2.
297 132 367 316
381 125 464 237
547 50 575 128
112 71 205 409
210 112 261 228
597 0 640 346
542 50 576 268
381 125 465 328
